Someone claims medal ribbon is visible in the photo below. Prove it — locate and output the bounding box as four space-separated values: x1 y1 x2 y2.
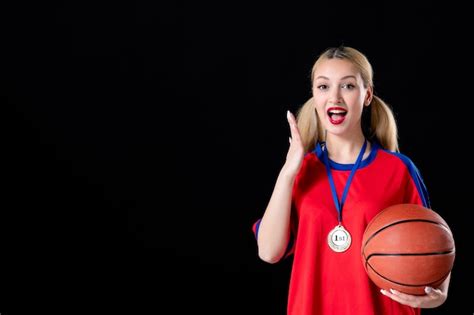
323 139 367 223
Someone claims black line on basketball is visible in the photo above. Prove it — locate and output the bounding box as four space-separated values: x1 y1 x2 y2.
362 219 450 255
366 249 455 261
366 261 452 287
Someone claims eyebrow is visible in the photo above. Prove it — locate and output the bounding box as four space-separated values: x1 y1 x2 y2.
315 75 357 80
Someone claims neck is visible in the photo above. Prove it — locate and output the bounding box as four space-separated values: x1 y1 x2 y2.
325 130 368 164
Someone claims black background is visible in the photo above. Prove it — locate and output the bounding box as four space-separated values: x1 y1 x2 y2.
2 1 472 314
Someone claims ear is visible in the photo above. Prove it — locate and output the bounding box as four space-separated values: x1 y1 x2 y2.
365 86 373 106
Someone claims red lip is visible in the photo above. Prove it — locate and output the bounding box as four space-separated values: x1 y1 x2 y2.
327 106 347 125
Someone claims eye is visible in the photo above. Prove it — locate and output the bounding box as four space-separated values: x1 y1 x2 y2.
341 83 355 90
317 84 328 91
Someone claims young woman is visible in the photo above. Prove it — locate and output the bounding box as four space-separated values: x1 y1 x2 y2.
252 46 450 314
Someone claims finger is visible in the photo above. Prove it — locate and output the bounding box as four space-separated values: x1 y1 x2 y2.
425 286 442 298
286 110 296 124
287 111 299 130
381 289 419 308
287 111 302 141
287 112 297 138
389 289 418 302
381 289 405 302
291 125 302 142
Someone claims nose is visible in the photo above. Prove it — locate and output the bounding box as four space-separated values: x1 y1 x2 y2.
329 87 343 104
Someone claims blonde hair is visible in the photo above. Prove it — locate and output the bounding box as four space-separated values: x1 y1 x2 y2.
297 46 398 153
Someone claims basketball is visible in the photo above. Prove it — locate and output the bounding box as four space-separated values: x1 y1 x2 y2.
361 204 455 295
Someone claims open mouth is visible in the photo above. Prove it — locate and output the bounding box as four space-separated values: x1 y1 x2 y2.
327 107 347 125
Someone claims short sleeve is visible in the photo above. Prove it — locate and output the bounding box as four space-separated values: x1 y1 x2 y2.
395 153 431 208
252 215 296 259
251 168 304 260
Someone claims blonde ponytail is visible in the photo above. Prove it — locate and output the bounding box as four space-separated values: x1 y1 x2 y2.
370 96 398 152
296 97 320 153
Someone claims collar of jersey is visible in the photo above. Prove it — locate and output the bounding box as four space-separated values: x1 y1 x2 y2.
313 140 379 171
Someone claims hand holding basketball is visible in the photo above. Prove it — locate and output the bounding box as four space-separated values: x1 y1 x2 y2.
380 278 449 308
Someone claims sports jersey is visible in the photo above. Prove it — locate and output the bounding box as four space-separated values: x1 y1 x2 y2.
253 141 430 315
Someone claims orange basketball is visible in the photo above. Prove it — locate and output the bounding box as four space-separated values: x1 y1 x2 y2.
361 204 455 295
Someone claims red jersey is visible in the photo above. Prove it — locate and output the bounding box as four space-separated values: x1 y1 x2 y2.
253 141 430 315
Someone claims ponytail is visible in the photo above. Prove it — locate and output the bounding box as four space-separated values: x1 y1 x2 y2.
296 97 320 153
370 96 398 152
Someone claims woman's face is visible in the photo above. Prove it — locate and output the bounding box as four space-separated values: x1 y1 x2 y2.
312 58 372 138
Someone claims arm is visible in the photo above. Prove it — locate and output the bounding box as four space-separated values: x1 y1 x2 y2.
257 166 296 263
257 111 304 264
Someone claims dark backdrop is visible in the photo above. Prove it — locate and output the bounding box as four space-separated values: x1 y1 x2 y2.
2 2 471 314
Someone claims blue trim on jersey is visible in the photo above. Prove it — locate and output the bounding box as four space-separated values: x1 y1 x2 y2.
254 219 261 239
313 141 379 170
284 234 294 257
383 150 431 209
312 140 430 208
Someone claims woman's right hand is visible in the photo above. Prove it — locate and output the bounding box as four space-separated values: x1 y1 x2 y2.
283 110 305 177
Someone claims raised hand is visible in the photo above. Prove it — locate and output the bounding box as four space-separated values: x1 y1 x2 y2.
283 110 305 178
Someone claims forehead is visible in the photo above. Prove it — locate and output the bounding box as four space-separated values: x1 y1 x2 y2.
313 58 361 80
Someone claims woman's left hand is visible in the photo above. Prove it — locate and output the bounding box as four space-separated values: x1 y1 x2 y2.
380 286 447 308
381 272 450 308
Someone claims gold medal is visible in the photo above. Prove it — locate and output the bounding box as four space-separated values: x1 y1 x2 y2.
327 225 351 252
